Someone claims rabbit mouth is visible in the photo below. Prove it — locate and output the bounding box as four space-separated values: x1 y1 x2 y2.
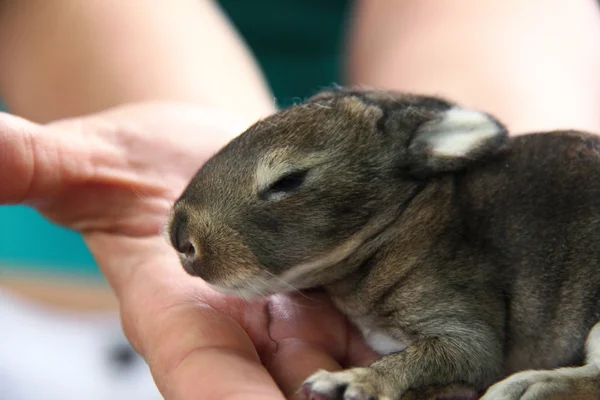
207 277 281 300
206 272 304 300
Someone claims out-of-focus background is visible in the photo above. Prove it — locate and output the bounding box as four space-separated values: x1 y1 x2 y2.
0 1 350 399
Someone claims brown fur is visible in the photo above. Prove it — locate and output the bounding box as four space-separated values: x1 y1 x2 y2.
167 88 600 399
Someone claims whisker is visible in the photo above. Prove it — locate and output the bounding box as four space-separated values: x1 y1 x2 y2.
244 279 266 299
259 270 306 297
258 271 325 308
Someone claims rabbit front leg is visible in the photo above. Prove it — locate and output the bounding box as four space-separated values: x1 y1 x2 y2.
300 327 503 400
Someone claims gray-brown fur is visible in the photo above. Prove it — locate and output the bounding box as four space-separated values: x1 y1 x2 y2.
167 88 600 400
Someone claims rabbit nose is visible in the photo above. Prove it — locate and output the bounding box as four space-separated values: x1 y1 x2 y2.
169 214 196 258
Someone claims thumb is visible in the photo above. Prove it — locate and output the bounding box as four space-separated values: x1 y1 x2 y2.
0 111 100 205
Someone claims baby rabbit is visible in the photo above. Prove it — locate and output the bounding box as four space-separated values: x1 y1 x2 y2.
166 88 600 400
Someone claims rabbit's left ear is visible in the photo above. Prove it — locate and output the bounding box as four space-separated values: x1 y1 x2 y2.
406 107 509 177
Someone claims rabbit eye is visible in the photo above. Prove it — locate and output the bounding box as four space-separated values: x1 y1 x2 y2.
263 169 308 198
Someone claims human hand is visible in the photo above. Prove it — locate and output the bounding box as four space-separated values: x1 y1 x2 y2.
0 103 378 400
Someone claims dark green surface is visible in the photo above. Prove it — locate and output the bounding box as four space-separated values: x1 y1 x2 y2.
218 0 351 107
0 206 98 275
0 1 351 276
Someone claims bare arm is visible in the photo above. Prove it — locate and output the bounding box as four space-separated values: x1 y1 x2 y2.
0 0 275 123
346 0 600 135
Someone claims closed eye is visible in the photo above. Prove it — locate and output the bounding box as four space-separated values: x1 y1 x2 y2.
261 169 308 199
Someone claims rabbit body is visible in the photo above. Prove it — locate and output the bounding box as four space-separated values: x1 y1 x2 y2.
168 89 600 400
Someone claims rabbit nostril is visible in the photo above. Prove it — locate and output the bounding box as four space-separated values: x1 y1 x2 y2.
170 213 196 257
179 239 196 257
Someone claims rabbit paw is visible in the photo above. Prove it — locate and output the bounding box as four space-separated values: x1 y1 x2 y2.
480 364 600 400
300 368 395 400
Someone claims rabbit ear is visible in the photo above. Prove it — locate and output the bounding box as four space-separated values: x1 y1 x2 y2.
405 106 509 177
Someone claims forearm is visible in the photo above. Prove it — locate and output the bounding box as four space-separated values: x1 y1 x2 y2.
0 0 275 123
346 0 600 135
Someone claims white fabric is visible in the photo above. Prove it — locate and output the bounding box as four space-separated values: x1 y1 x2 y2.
0 290 162 400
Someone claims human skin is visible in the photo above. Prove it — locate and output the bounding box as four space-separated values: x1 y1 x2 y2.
346 0 600 136
1 1 599 399
0 0 275 123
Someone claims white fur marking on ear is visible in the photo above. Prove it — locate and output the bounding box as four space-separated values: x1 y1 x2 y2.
421 107 501 158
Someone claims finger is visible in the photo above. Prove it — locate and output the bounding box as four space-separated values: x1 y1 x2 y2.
143 300 285 400
0 104 245 218
257 292 380 398
0 111 114 205
0 111 170 235
266 339 342 399
0 112 61 204
257 293 347 398
86 232 285 400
